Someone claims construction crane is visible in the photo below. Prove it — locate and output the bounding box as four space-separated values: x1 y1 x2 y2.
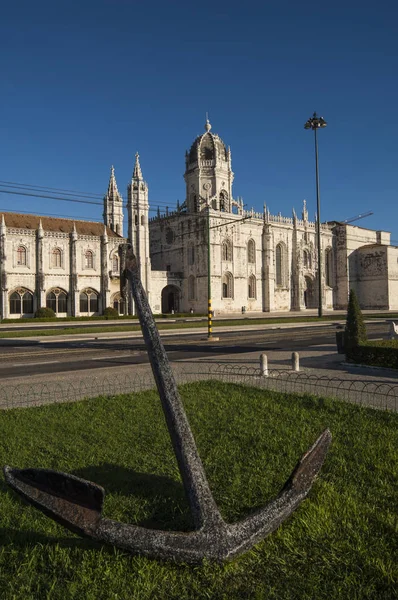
342 211 373 224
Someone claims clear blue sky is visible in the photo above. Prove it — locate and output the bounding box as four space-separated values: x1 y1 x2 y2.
1 1 397 240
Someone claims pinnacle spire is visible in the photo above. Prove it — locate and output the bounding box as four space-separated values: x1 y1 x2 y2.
107 165 120 197
302 199 308 222
205 113 212 132
133 152 143 179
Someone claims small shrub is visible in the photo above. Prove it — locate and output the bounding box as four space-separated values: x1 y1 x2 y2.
345 289 367 358
103 306 119 319
35 307 56 318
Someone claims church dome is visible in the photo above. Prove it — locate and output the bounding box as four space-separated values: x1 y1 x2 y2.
187 119 229 165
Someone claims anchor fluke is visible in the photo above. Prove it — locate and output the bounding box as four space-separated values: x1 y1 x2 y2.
3 466 104 536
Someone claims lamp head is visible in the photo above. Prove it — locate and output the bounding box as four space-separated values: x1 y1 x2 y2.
304 113 327 130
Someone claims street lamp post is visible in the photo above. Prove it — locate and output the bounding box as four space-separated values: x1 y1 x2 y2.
207 204 213 339
304 112 327 317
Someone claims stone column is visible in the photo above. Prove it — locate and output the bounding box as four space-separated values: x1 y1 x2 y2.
36 220 45 310
69 224 78 316
0 216 7 319
100 227 110 313
261 224 274 312
290 213 300 311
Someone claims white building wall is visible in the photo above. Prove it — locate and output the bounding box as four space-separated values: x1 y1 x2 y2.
387 247 398 310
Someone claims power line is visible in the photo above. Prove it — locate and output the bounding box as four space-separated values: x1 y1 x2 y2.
0 181 104 200
0 188 103 206
0 179 182 209
0 184 179 211
0 184 251 223
0 208 104 221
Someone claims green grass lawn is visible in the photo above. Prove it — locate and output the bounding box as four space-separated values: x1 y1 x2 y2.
0 382 397 599
0 312 395 339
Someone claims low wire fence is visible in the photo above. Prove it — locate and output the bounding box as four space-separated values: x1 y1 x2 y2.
0 362 397 412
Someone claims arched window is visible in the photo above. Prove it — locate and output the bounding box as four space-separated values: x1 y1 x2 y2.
193 195 199 212
112 293 125 315
16 246 27 266
47 289 67 314
85 250 94 269
247 239 255 264
188 245 195 266
52 248 62 268
219 191 228 212
188 275 196 300
9 288 33 315
141 215 145 225
80 289 99 314
303 250 312 269
248 275 256 299
275 242 287 287
303 250 308 268
112 255 119 272
222 272 233 298
325 248 334 287
115 224 120 235
222 239 232 262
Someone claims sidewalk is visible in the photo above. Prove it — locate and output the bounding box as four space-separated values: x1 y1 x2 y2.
1 342 397 412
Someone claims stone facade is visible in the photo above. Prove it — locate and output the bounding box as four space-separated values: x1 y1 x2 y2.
0 211 124 319
0 120 394 318
144 120 393 314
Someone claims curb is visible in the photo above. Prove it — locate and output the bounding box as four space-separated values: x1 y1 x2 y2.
341 361 398 376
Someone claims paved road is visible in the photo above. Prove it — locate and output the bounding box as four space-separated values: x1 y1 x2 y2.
0 322 387 380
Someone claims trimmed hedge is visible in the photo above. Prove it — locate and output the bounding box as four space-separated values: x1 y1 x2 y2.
347 340 398 369
160 313 207 318
103 307 119 319
34 307 55 318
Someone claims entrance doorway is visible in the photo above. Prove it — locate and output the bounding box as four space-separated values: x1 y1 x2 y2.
304 276 315 309
161 285 180 313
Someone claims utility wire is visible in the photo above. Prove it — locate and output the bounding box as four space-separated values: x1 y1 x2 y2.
0 207 104 221
0 189 103 206
0 179 181 209
0 185 179 211
0 181 104 200
0 181 252 220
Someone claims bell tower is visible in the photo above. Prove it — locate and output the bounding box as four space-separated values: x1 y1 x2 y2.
184 119 234 213
127 153 151 293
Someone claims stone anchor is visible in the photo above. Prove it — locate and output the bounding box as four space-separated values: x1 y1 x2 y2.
3 245 331 564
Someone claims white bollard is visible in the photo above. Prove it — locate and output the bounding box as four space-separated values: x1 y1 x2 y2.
389 321 398 340
260 353 268 377
292 352 300 372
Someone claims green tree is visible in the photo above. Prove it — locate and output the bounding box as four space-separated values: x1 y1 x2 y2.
345 289 367 356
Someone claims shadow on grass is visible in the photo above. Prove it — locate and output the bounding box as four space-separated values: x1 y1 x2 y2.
74 464 193 531
0 527 103 551
1 464 195 549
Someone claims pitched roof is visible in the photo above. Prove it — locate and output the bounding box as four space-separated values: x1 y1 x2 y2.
0 212 123 237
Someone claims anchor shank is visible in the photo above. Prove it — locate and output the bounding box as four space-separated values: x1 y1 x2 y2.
122 245 223 529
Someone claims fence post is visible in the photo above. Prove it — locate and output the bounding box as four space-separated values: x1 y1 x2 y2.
292 352 300 372
260 354 268 377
